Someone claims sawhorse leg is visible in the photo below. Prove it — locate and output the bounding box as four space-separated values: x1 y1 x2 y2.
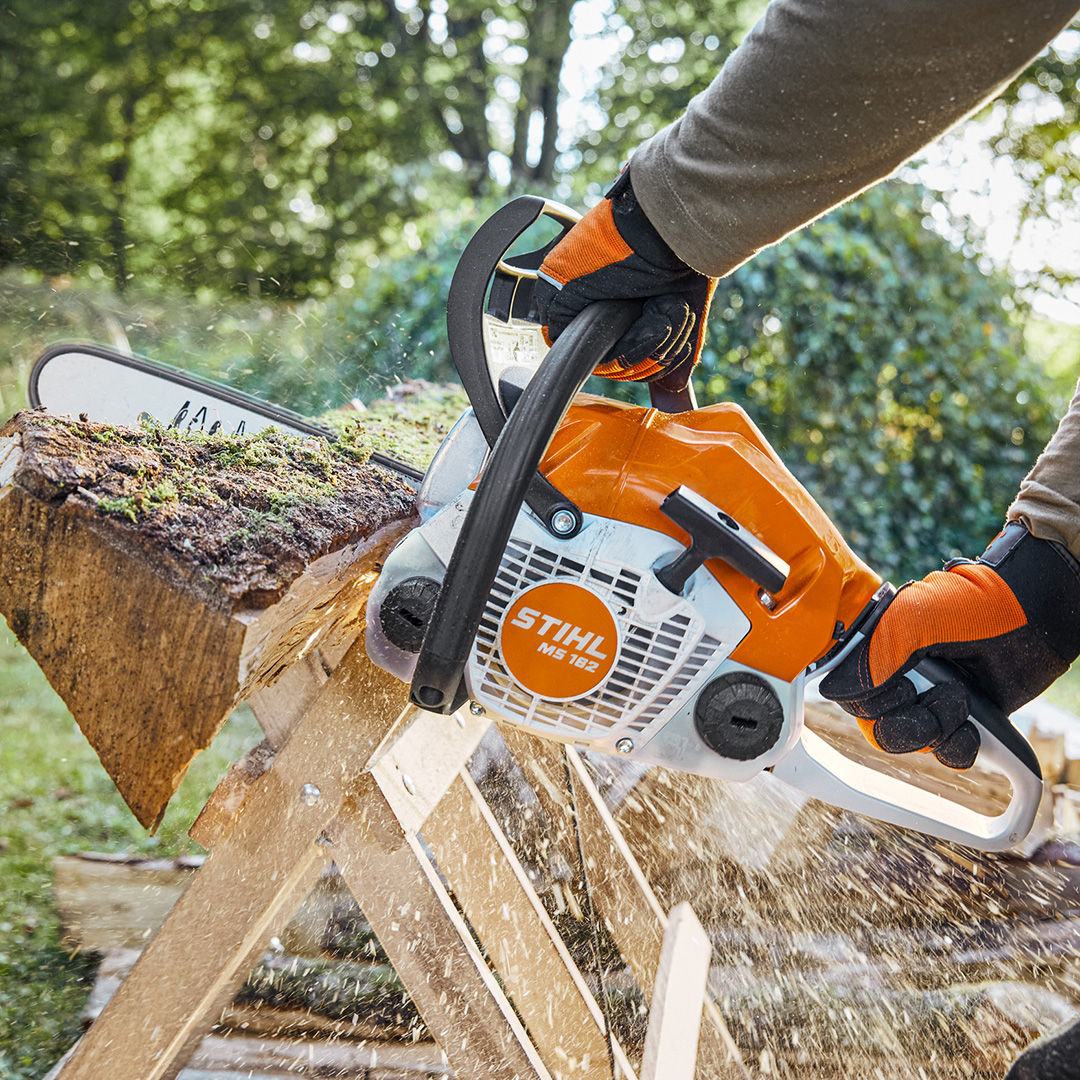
56 641 549 1080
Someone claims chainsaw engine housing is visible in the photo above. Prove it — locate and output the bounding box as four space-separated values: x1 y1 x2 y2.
366 396 878 780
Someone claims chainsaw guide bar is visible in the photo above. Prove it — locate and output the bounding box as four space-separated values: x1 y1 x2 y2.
28 343 424 483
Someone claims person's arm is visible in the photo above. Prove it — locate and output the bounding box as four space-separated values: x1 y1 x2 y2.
1009 378 1080 560
533 0 1079 388
632 0 1079 277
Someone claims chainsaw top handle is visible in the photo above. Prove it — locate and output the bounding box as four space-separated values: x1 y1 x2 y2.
410 297 638 714
446 195 696 446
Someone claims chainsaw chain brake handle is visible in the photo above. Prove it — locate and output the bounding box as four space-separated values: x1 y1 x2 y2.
446 195 696 538
411 294 639 713
778 588 1047 851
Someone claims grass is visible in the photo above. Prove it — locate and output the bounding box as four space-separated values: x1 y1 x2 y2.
0 623 261 1079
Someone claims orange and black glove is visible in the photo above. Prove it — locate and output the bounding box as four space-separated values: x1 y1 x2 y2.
820 522 1080 769
531 169 717 392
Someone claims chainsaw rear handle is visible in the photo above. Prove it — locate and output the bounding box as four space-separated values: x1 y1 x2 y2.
776 647 1046 852
410 299 638 714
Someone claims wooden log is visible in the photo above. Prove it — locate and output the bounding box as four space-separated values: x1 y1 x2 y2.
53 851 389 963
0 408 420 827
54 853 203 953
80 946 418 1042
183 1030 451 1079
714 978 1078 1079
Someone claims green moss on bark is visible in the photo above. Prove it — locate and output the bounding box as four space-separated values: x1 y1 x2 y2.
2 383 466 606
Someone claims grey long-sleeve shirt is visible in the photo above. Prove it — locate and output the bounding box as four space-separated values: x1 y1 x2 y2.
629 0 1080 557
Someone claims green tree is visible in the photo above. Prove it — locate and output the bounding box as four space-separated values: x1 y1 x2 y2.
1 0 456 295
702 181 1055 580
0 0 762 295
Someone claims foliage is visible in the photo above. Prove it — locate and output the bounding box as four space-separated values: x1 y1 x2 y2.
567 0 747 188
0 0 470 296
914 18 1080 308
699 182 1056 581
0 0 768 297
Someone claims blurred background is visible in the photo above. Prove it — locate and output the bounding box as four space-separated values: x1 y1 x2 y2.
2 0 1079 578
2 5 1080 1075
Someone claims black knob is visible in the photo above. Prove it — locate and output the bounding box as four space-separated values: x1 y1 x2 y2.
694 672 785 761
655 486 789 595
380 576 441 654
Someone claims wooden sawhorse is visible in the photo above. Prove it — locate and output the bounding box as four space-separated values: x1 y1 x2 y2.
49 629 750 1080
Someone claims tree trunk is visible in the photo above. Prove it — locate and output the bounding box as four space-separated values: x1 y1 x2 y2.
108 95 137 293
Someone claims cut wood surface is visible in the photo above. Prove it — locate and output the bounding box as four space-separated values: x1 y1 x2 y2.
0 406 435 827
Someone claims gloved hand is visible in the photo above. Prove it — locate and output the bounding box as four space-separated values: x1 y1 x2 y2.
531 168 717 392
820 522 1080 769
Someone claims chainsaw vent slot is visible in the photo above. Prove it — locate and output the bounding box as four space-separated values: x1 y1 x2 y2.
626 633 725 736
472 540 723 742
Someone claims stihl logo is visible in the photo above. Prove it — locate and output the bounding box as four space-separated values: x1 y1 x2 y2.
499 581 619 701
507 607 609 666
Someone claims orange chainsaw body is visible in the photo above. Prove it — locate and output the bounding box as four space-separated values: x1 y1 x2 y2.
537 394 882 681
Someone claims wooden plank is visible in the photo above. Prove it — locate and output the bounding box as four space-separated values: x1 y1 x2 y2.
501 729 749 1080
199 647 551 1080
640 902 711 1080
189 740 277 849
54 851 384 964
183 1031 450 1079
368 707 491 835
331 774 552 1080
60 841 332 1080
423 769 637 1080
56 639 413 1080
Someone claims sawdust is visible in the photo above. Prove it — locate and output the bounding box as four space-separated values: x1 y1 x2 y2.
590 754 1080 1078
464 725 1080 1077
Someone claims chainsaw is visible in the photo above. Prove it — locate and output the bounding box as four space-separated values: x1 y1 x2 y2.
362 196 1048 853
30 198 1047 853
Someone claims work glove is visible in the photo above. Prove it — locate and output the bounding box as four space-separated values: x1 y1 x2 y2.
531 168 717 392
820 522 1080 769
